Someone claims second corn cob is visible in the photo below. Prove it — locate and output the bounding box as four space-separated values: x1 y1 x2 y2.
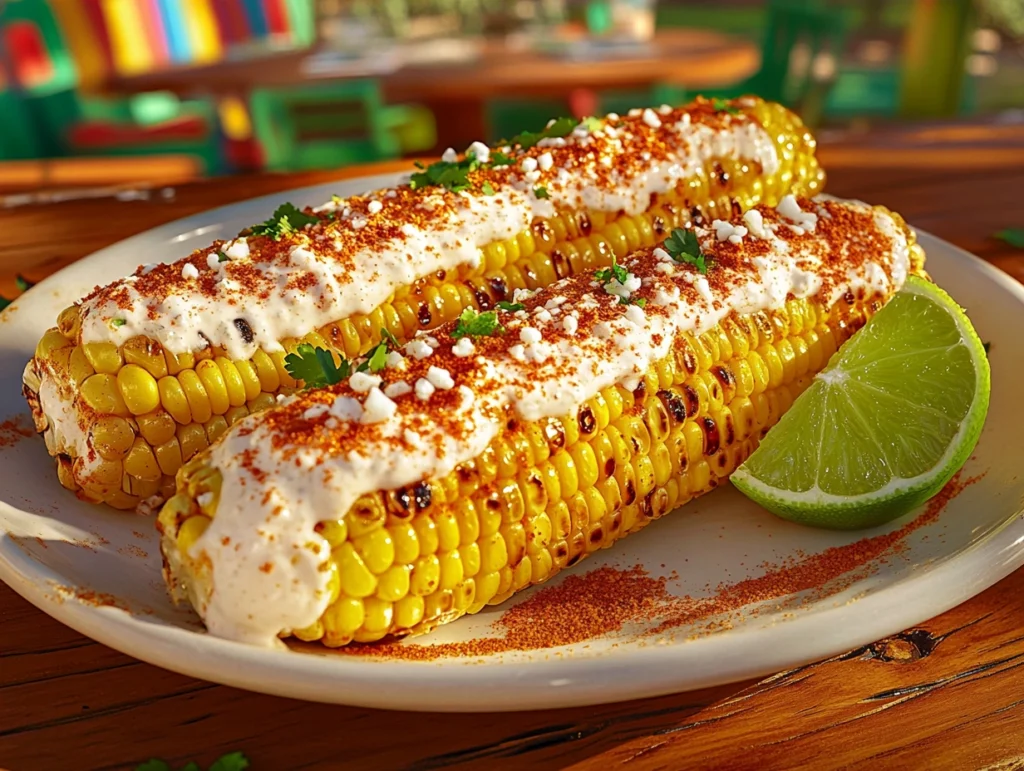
24 97 824 510
157 196 926 648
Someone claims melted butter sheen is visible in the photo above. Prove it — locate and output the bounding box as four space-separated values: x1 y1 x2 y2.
185 196 911 648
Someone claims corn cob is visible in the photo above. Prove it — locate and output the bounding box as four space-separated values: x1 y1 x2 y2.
24 97 825 511
157 196 926 647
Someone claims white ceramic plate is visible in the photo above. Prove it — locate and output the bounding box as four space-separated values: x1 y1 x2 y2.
2 176 1023 712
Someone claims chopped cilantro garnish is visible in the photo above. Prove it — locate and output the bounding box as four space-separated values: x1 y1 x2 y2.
495 301 525 312
136 752 248 771
663 228 709 274
711 98 741 115
409 156 479 193
284 344 350 388
481 182 496 196
490 151 514 167
995 228 1024 248
594 256 630 286
533 186 550 199
218 252 229 262
358 329 401 373
619 296 646 307
111 318 126 328
452 307 504 339
581 116 603 132
508 116 578 151
15 274 35 292
250 203 319 240
0 297 10 312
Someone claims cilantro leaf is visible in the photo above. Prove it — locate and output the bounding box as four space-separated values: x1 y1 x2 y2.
619 296 646 307
495 301 525 312
111 318 126 328
581 116 603 131
250 203 319 240
452 308 504 339
410 157 477 193
209 751 250 771
15 274 35 292
0 296 10 312
594 256 629 286
533 186 549 199
710 98 741 115
995 228 1024 249
135 761 172 771
218 252 229 262
481 182 496 196
284 344 350 389
663 228 709 274
359 329 401 373
508 116 579 151
490 151 514 167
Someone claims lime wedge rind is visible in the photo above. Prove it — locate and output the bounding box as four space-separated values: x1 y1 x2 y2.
731 276 991 530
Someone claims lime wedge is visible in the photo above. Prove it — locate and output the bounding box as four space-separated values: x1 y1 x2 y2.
731 276 990 530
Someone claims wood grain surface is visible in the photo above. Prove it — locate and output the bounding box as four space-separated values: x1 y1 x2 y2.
1 124 1023 771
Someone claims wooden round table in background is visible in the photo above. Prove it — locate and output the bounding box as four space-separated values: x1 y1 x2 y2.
104 29 759 152
2 120 1024 770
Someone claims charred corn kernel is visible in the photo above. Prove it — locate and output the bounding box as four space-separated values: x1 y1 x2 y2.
117 364 160 416
80 374 129 416
205 415 228 445
124 437 161 481
82 342 122 374
353 528 394 575
56 306 82 339
158 377 192 425
376 564 411 602
89 416 134 460
224 405 249 426
176 516 209 554
178 370 212 424
215 358 247 408
333 543 377 598
123 337 168 379
196 360 230 416
410 555 440 596
153 438 184 477
393 595 425 629
68 346 94 386
177 423 208 462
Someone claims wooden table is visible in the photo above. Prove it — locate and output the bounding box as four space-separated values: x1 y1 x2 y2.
2 128 1024 771
103 29 758 152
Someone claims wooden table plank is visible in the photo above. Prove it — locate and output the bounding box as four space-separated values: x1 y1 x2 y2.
1 131 1023 771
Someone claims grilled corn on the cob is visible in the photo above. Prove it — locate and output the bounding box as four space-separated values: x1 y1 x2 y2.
157 195 926 648
23 97 824 510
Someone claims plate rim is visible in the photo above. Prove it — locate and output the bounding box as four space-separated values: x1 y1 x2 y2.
1 182 1022 712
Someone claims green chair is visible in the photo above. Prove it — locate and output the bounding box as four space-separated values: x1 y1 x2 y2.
651 0 850 120
0 86 44 160
249 80 435 172
1 0 223 172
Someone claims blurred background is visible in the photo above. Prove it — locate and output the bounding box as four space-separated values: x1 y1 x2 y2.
0 0 1022 191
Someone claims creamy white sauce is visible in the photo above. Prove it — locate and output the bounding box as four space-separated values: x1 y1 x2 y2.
77 115 782 362
180 196 912 648
38 376 88 461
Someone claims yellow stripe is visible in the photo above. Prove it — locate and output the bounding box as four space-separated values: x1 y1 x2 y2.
181 0 223 63
100 0 154 75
